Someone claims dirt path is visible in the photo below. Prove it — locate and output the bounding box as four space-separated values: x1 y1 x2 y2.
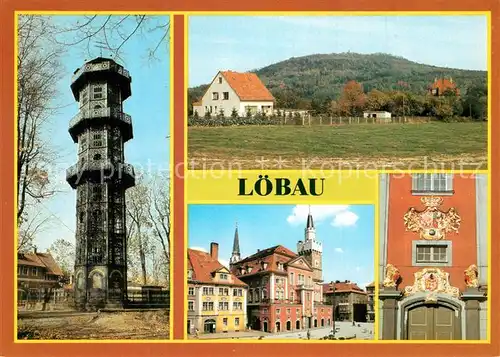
18 310 170 340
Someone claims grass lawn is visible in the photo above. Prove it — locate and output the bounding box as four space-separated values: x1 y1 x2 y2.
188 122 488 170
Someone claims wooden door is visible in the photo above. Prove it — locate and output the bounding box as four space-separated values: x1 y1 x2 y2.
407 305 457 340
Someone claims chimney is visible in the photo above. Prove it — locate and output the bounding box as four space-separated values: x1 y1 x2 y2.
210 242 219 261
257 249 260 252
33 246 37 254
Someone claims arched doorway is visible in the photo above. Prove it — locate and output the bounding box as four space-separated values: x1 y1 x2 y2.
296 320 301 330
275 321 281 333
314 319 318 328
263 321 268 332
321 318 325 327
204 319 216 333
406 303 460 340
286 320 291 331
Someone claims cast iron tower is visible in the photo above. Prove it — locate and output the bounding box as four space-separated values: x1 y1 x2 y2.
66 57 135 310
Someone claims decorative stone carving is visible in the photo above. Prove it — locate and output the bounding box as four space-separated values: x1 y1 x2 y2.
404 268 459 298
383 264 400 288
464 264 479 288
403 197 461 240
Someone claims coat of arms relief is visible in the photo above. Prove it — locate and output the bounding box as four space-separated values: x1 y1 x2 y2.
403 196 461 240
404 268 460 301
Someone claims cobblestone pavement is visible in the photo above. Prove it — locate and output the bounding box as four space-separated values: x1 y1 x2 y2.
190 322 375 340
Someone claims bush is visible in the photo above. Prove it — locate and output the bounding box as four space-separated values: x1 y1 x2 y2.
188 115 282 127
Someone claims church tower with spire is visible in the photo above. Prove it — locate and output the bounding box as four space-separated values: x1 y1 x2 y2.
297 208 323 282
230 223 241 266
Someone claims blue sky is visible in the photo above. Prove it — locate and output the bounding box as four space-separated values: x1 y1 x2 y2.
188 204 375 289
188 15 488 86
30 15 170 250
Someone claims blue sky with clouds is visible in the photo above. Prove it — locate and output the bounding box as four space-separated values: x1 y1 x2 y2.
188 15 488 86
30 15 170 250
188 204 375 289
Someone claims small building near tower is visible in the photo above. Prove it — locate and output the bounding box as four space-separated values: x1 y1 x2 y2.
187 242 248 335
428 77 460 96
378 173 487 340
229 211 333 333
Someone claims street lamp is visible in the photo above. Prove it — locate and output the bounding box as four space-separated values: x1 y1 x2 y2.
330 281 336 338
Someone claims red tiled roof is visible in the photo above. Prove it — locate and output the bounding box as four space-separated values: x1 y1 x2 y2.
230 245 311 277
18 252 64 276
323 282 366 294
221 71 275 102
429 78 459 95
188 248 247 287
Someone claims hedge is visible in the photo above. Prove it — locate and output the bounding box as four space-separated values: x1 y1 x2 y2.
188 115 291 127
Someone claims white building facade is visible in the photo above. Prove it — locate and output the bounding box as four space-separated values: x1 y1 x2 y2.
192 71 275 117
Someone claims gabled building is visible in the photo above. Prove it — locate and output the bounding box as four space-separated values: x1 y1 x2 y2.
229 211 333 333
192 70 275 117
323 281 368 322
17 249 65 304
187 243 248 335
428 77 460 96
378 173 487 340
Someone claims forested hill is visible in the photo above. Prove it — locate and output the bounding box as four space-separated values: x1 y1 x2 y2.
188 52 487 108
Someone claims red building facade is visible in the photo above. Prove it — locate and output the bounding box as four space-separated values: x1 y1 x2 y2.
379 173 488 340
230 212 333 333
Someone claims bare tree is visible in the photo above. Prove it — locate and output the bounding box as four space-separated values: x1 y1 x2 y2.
54 15 170 63
147 174 170 284
49 238 75 276
126 182 151 285
17 15 65 251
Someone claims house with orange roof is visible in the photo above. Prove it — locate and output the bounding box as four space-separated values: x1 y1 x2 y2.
428 77 460 96
192 70 275 117
17 248 65 306
187 243 248 335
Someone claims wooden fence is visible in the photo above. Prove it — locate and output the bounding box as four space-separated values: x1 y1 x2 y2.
281 115 433 126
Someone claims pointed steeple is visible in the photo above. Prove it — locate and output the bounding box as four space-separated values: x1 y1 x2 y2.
230 222 241 265
306 205 314 229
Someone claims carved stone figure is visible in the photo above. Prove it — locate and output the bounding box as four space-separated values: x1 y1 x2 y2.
464 264 479 288
383 264 400 288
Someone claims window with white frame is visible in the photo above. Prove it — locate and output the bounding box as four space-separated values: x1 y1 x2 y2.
412 173 453 194
412 240 452 266
212 92 219 100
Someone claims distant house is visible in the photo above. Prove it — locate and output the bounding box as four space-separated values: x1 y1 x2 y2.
17 249 65 305
363 111 391 122
323 280 369 322
192 70 275 117
429 77 460 96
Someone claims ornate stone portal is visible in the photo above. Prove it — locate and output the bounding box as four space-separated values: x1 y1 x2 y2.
67 57 135 310
403 268 460 300
403 197 461 240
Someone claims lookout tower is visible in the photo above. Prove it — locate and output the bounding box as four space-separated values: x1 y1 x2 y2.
66 57 135 310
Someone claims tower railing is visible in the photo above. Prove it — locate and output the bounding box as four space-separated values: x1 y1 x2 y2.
71 61 130 83
69 107 132 128
66 161 135 188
